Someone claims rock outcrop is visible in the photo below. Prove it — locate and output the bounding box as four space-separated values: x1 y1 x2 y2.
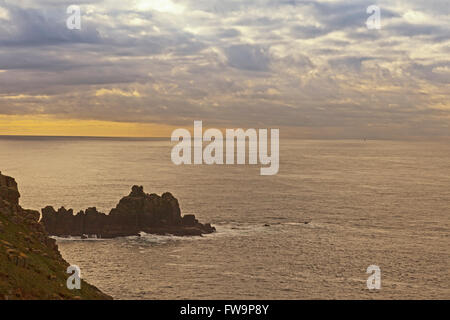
0 172 20 206
0 171 112 300
41 185 216 238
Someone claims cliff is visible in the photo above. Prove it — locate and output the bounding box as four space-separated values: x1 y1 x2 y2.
41 185 216 238
0 171 111 300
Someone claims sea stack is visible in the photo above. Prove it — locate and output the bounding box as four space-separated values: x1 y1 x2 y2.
41 185 216 238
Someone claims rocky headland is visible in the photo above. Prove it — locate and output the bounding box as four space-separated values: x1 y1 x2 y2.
0 171 111 300
41 185 216 238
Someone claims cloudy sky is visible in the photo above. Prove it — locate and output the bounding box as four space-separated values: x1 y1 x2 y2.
0 0 448 138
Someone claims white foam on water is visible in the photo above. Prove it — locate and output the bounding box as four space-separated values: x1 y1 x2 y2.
52 235 110 242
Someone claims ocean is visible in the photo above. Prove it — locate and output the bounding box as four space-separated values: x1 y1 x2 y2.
0 136 448 299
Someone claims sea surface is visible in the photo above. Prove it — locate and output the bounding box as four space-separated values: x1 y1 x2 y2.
0 136 449 299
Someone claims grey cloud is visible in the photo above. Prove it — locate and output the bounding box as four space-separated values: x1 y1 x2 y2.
0 3 102 46
225 44 271 71
405 62 450 84
328 56 374 72
387 22 448 38
217 28 241 38
291 25 329 39
291 0 398 29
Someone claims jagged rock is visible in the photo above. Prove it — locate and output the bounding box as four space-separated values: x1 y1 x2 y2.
47 274 57 281
0 171 20 206
41 185 216 238
6 249 28 268
0 240 13 248
21 209 40 223
182 214 197 226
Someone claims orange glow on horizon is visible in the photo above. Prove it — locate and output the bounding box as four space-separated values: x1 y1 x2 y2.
0 115 178 137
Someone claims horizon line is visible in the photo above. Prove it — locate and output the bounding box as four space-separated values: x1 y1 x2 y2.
0 134 171 139
1 134 448 142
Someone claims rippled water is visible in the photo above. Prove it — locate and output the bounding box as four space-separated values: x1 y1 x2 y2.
0 137 449 299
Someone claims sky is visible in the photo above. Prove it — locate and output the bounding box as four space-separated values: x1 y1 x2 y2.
0 0 448 138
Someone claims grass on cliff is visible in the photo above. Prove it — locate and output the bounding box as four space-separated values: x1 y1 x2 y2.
0 211 111 300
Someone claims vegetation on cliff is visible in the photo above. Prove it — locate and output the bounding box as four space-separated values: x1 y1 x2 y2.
0 171 111 300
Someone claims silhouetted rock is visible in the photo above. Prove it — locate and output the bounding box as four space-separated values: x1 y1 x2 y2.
182 214 197 226
0 171 20 206
41 185 216 238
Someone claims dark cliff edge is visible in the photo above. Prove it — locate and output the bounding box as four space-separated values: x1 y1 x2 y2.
0 171 112 300
41 185 216 238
